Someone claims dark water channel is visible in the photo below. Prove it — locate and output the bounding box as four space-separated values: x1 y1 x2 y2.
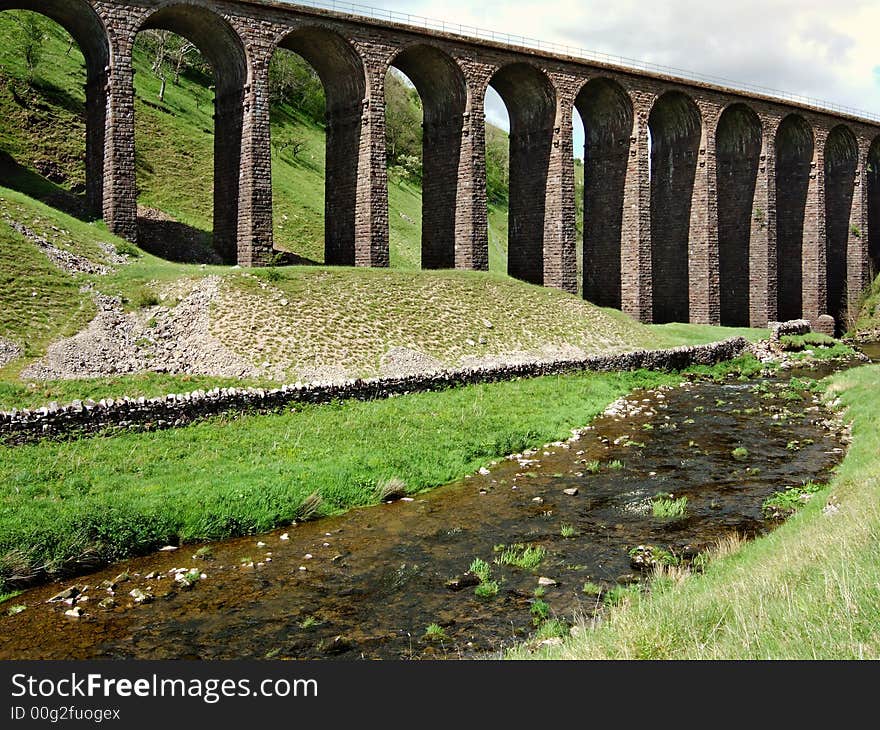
0 359 867 660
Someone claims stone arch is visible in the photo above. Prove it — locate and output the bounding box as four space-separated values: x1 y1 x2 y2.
869 136 880 276
136 3 248 263
575 77 634 309
272 25 367 265
775 114 813 321
715 103 762 326
824 124 858 326
648 90 701 323
0 0 109 215
488 62 556 285
390 44 467 269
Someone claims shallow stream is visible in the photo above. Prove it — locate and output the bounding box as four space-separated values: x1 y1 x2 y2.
0 354 871 660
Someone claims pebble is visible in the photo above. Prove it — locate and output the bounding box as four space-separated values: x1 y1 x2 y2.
532 497 544 504
256 541 267 548
537 577 558 587
563 488 579 496
64 607 83 619
159 546 178 552
280 533 290 541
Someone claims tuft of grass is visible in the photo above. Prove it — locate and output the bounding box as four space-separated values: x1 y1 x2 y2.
602 584 642 607
375 476 407 502
469 558 492 584
560 523 576 538
582 581 603 597
424 623 447 641
534 619 569 640
584 460 601 474
762 481 826 521
495 543 546 571
731 447 749 461
474 580 500 600
608 460 624 470
651 493 688 519
530 599 550 624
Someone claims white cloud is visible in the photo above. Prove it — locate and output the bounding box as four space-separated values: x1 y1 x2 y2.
344 0 880 118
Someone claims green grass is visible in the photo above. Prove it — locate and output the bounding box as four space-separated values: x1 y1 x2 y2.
424 623 448 641
0 368 676 590
495 543 546 571
651 493 688 519
512 364 880 659
762 481 826 521
647 323 770 348
850 272 880 336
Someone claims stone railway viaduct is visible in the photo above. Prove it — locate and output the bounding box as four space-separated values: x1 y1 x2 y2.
4 0 880 330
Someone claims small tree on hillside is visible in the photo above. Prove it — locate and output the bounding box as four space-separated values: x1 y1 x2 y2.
12 12 46 84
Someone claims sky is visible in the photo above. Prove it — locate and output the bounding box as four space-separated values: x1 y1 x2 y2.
301 0 880 155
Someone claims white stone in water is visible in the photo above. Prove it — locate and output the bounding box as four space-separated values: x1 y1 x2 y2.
280 533 289 541
256 541 267 548
537 577 557 587
478 467 491 475
298 566 307 571
64 607 83 619
159 545 178 552
304 554 313 559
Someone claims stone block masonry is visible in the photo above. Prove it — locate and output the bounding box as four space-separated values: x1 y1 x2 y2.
3 0 880 330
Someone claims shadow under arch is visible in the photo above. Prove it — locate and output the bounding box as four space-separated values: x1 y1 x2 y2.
274 25 366 266
488 62 556 286
576 77 633 309
0 0 109 216
869 136 880 276
775 114 813 322
136 3 248 263
390 43 467 270
824 124 858 328
648 90 701 324
716 102 762 326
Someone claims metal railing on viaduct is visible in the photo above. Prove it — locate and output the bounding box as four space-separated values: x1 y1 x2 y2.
3 0 880 330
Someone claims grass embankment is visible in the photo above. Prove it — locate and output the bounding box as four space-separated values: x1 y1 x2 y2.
512 363 880 659
0 184 698 404
0 368 677 592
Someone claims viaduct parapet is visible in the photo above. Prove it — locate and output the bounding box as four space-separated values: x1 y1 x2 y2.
3 0 880 330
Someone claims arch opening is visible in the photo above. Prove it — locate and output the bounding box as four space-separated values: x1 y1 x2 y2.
270 26 366 265
576 78 633 308
824 125 858 328
775 114 813 322
716 103 762 326
487 63 556 285
648 91 701 323
389 44 466 270
134 4 247 263
0 1 109 217
869 137 880 277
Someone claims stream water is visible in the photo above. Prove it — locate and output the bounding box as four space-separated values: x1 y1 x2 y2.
0 352 873 660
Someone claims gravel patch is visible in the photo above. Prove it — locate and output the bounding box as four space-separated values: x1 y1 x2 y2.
0 337 21 368
21 277 260 381
379 347 443 378
2 216 125 275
